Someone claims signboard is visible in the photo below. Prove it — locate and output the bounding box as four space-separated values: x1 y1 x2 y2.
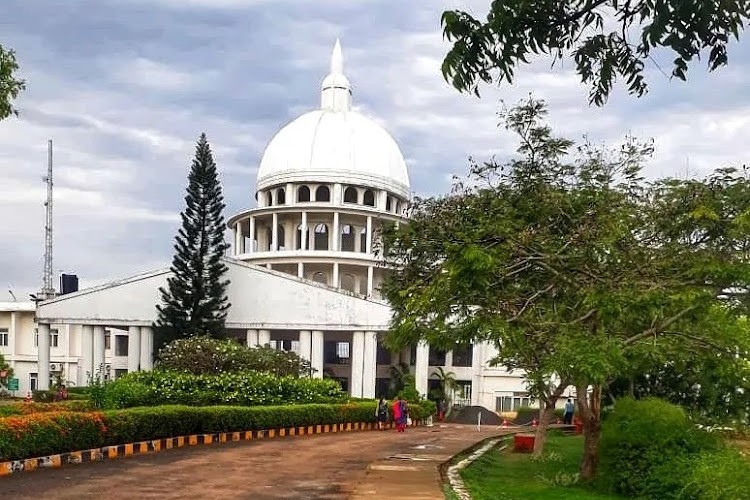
7 378 19 391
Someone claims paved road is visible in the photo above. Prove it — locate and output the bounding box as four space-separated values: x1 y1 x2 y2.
1 425 499 499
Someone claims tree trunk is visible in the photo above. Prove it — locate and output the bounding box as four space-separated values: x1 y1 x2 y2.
576 384 603 481
532 401 557 455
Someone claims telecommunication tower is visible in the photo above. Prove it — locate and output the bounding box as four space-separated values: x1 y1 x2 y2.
40 139 55 300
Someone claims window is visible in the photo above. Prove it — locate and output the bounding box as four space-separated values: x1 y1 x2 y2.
429 348 446 366
277 225 286 250
269 339 299 353
340 224 354 251
454 381 472 405
386 196 392 212
50 329 58 348
34 328 37 347
360 227 367 253
363 189 375 206
266 227 273 251
496 393 531 412
0 328 8 347
376 344 391 365
375 378 390 399
277 188 286 205
115 335 129 357
340 274 356 292
452 344 473 367
104 331 111 350
298 185 311 202
343 186 358 203
324 341 350 364
409 344 417 366
296 224 309 250
30 373 38 392
314 223 329 250
315 185 330 202
266 191 273 206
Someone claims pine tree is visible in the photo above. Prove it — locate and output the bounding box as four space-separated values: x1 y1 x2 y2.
154 133 230 350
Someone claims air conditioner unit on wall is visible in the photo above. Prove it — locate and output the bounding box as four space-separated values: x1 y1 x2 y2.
49 363 62 372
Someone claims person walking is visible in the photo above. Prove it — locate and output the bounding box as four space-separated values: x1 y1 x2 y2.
563 398 575 425
392 397 403 432
376 397 389 430
437 399 447 422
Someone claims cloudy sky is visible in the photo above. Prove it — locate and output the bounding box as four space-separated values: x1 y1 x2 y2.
2 0 750 299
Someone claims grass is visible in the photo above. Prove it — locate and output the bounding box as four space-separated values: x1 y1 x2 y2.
459 433 621 500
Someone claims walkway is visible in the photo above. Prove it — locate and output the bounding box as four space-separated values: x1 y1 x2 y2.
1 424 508 499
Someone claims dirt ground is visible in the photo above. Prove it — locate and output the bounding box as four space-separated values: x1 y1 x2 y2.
0 424 502 499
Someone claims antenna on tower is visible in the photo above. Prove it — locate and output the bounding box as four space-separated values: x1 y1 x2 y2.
40 139 55 301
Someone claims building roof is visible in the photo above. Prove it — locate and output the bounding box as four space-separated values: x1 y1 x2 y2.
0 301 35 313
256 39 410 198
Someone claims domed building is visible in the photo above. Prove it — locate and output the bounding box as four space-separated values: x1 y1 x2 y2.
28 40 531 413
228 40 408 298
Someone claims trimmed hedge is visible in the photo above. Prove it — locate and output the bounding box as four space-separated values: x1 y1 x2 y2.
0 401 92 417
97 370 348 409
514 406 565 425
0 401 436 461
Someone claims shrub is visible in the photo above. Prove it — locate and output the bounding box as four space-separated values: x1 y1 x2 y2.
0 412 107 460
0 400 93 417
513 406 565 424
0 401 436 460
156 337 313 377
98 370 348 409
685 448 750 500
32 390 56 403
598 397 721 498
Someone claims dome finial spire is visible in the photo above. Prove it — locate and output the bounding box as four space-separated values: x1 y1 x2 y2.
331 38 343 74
321 38 352 112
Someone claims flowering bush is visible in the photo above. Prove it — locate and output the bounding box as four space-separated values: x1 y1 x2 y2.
98 370 348 409
0 400 92 417
0 411 107 460
156 337 313 377
0 401 436 460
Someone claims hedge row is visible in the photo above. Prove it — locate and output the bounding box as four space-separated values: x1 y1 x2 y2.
0 401 92 418
95 370 348 409
0 401 436 461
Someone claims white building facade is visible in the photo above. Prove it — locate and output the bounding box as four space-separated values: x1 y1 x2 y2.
26 41 530 413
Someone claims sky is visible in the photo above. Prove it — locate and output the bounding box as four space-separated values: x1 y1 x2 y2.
2 0 750 300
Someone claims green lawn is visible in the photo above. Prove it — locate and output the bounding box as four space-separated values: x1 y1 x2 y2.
459 433 621 500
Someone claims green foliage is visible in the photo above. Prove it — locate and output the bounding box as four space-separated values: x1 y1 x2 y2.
430 367 458 402
441 1 749 105
32 390 56 403
397 384 422 404
0 400 93 417
387 362 412 397
0 45 25 120
515 406 565 424
97 370 348 409
157 337 313 377
684 448 750 500
598 398 721 498
0 401 436 461
154 133 230 349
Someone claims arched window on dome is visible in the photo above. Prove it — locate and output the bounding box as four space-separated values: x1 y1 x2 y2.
298 185 311 202
363 190 375 207
265 227 273 251
296 224 310 250
343 187 358 204
277 188 286 205
385 196 392 212
360 227 367 254
341 274 356 293
340 224 354 252
266 191 273 207
315 185 330 202
277 225 286 250
312 271 327 285
314 223 329 250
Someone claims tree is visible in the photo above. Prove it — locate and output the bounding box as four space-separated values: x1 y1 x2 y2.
430 366 459 403
441 1 750 105
381 97 750 479
0 45 25 120
154 134 230 349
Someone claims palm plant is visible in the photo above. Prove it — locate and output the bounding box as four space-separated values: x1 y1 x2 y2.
431 367 459 404
388 362 412 397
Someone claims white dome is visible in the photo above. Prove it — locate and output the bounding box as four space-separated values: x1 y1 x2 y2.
256 39 411 198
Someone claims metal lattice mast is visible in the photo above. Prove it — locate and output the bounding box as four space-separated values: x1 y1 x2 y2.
41 139 55 299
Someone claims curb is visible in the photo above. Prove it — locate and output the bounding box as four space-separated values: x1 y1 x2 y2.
1 419 422 477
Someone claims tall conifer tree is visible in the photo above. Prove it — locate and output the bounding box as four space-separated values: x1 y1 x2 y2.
154 133 230 349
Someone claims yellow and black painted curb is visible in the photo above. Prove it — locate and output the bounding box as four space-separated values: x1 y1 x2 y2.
0 419 422 477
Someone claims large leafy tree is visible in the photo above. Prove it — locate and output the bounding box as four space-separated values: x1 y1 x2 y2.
381 98 750 479
441 1 750 105
0 45 25 120
154 134 230 349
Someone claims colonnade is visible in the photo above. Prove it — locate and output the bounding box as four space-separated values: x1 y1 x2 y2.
36 323 154 390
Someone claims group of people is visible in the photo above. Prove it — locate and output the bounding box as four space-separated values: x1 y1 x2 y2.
375 396 410 432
